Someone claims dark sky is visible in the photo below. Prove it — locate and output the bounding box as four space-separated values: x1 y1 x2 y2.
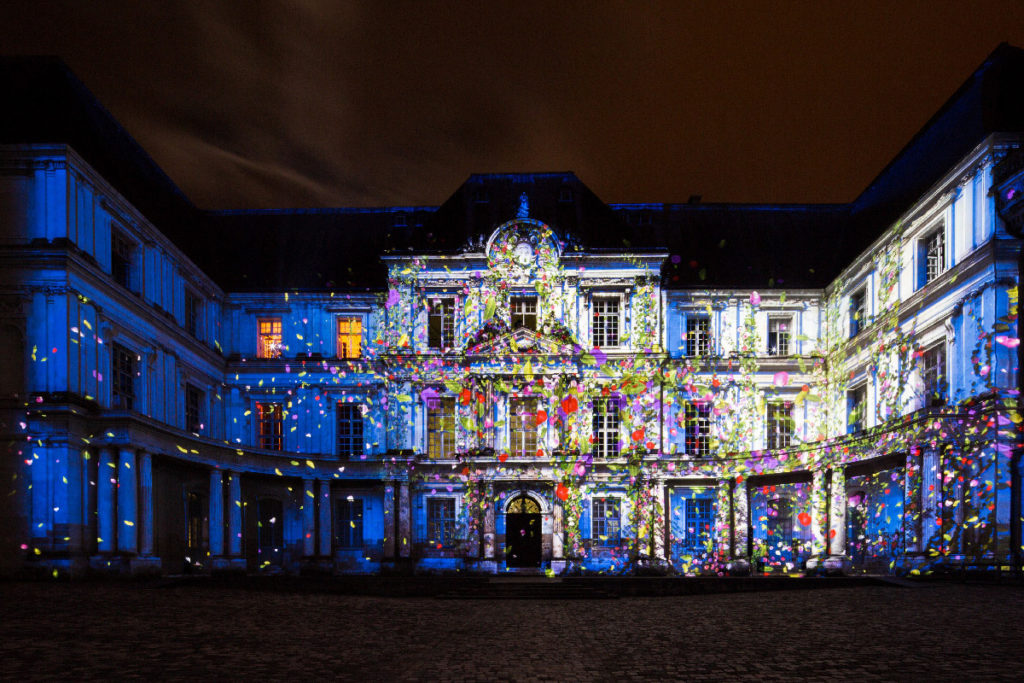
2 1 1024 210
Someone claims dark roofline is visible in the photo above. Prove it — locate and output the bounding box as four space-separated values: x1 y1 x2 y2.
207 206 437 217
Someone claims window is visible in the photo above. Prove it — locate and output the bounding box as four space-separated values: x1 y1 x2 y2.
337 317 362 359
767 317 791 356
592 397 620 458
510 296 537 331
111 230 133 289
767 498 794 545
849 289 865 337
921 343 947 406
509 397 538 457
683 401 711 456
111 344 135 410
592 497 621 546
335 497 364 548
256 402 283 450
766 401 794 450
426 497 456 547
427 298 455 350
686 317 711 356
185 384 203 434
427 396 456 458
592 297 620 348
919 226 946 287
257 318 282 358
682 498 714 551
336 403 364 458
185 289 200 338
848 385 867 434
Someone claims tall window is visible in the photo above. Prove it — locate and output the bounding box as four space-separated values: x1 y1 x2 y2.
185 289 200 338
256 402 283 450
919 227 946 288
185 384 203 434
111 230 133 290
510 296 537 331
682 498 714 551
111 344 135 410
592 497 621 546
428 298 455 350
686 317 711 356
592 297 620 348
767 317 791 356
767 498 794 545
336 403 364 458
337 317 362 359
683 401 711 456
848 385 867 434
766 401 794 450
335 497 364 548
592 397 620 458
509 397 538 457
427 397 456 458
426 497 456 547
257 318 282 358
921 343 946 406
850 289 865 337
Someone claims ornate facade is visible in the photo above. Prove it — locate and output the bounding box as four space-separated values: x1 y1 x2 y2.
2 48 1023 578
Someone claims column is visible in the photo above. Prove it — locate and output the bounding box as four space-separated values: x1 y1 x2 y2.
810 469 827 557
318 480 332 557
96 447 116 553
921 449 941 553
116 447 137 554
138 452 154 556
715 481 732 564
551 490 562 561
228 471 242 557
651 481 667 560
383 482 396 558
732 479 749 558
398 482 411 558
209 469 224 558
302 479 315 557
828 467 847 556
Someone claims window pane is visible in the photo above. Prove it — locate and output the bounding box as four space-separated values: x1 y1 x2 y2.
510 397 538 457
592 298 619 348
256 402 283 450
766 402 794 450
592 398 620 458
427 498 456 547
335 498 364 548
592 498 621 546
686 317 710 356
337 403 364 457
427 397 456 458
337 317 362 359
428 299 455 349
258 318 282 358
111 344 135 410
683 401 711 456
511 297 537 331
768 317 790 356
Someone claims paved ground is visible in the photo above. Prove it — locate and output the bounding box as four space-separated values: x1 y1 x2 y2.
1 580 1022 681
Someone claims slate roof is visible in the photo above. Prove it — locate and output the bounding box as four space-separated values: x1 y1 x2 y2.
3 45 1024 292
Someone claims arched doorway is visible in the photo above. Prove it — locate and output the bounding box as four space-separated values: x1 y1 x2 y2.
505 494 542 567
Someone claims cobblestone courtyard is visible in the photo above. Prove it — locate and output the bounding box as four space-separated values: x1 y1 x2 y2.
2 580 1022 681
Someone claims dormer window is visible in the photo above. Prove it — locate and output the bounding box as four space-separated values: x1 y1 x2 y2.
510 296 537 331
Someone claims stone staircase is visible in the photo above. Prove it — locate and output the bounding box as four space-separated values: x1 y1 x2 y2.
437 576 619 600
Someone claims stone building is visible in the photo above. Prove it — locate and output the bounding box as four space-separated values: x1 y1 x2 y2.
1 46 1023 578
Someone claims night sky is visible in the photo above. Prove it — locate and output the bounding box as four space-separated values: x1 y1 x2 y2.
2 1 1024 210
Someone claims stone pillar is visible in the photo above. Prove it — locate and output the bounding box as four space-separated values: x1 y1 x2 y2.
651 481 667 560
96 448 116 554
117 448 137 555
715 481 732 564
209 469 224 558
828 467 847 556
318 480 332 557
810 469 827 557
382 482 396 559
227 472 242 557
921 449 941 553
138 452 154 556
302 479 315 557
551 491 562 561
398 482 411 558
484 483 496 559
732 479 749 558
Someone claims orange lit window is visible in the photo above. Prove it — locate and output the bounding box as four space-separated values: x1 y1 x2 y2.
337 317 362 359
258 318 282 358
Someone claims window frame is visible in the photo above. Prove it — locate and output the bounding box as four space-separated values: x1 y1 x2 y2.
426 497 457 547
336 316 363 360
510 295 538 331
427 396 457 459
918 224 947 289
184 288 201 339
767 316 791 356
847 384 867 434
256 401 284 451
185 383 204 435
766 401 794 450
849 289 866 338
921 342 947 406
685 316 711 357
591 295 621 349
336 402 365 458
591 497 621 546
592 396 621 458
257 317 283 359
681 497 714 551
335 497 364 549
683 400 712 456
110 229 134 290
111 343 136 410
427 296 456 350
509 396 539 458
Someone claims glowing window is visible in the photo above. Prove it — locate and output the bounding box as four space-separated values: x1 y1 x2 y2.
592 297 619 348
427 396 456 459
336 403 364 458
767 317 791 356
257 318 282 358
510 397 538 458
256 402 283 450
337 317 362 359
592 497 621 546
686 317 711 356
427 497 456 547
427 298 455 350
335 498 363 548
766 401 794 450
592 397 620 458
111 344 135 410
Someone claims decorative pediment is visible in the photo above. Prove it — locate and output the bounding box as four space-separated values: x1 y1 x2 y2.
467 326 574 356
